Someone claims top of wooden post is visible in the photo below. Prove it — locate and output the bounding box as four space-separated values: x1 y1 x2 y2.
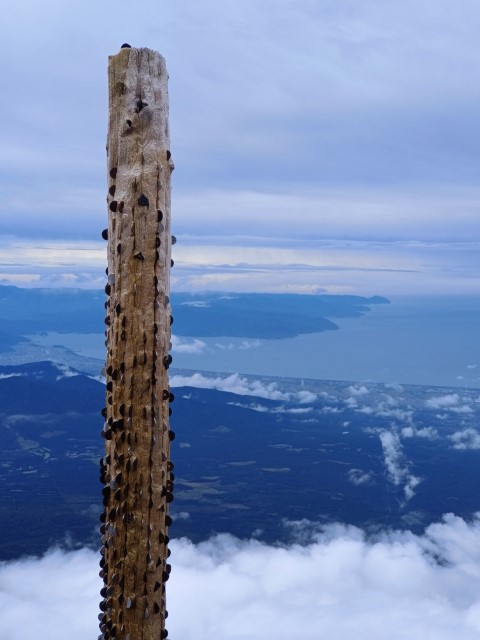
107 45 172 175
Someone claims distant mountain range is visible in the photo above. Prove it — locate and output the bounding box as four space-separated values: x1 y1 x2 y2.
0 285 389 351
171 292 389 338
1 360 479 560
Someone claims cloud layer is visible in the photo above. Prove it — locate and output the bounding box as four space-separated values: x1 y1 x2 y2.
1 514 480 639
171 371 316 403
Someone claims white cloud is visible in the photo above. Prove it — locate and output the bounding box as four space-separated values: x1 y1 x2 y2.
354 398 413 423
179 300 211 308
53 363 80 380
321 406 343 414
450 428 480 451
356 405 374 414
170 372 317 404
2 514 480 639
425 393 473 415
402 426 439 440
227 402 271 413
0 240 105 269
375 407 414 422
175 512 191 521
214 339 263 351
343 391 413 423
0 239 107 290
426 393 461 409
171 335 207 354
175 513 480 640
385 382 404 392
379 430 422 501
379 431 405 486
238 340 263 350
348 468 373 486
451 406 474 415
0 547 99 640
227 402 312 416
347 384 370 396
296 390 317 404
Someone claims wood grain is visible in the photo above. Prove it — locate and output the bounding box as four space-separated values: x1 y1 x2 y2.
100 46 174 640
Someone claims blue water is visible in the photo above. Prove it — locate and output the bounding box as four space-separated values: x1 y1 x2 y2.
173 296 480 388
28 296 480 389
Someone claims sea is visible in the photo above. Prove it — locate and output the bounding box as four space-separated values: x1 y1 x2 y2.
26 295 480 389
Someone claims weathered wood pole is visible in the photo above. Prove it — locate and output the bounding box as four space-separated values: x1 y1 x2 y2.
99 45 174 640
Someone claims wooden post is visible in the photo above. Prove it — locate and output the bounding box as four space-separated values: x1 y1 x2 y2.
99 45 174 640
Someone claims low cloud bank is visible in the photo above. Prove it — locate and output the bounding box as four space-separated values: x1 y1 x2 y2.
171 371 317 403
1 514 480 639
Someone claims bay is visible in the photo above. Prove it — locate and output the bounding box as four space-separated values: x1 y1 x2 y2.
27 296 480 389
173 296 480 388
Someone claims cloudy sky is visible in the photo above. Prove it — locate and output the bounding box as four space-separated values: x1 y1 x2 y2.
1 0 479 294
1 514 480 640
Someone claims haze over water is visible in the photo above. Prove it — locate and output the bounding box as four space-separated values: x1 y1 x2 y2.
176 296 480 388
28 295 480 389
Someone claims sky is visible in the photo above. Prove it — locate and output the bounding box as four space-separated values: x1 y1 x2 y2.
1 514 480 640
0 0 479 295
